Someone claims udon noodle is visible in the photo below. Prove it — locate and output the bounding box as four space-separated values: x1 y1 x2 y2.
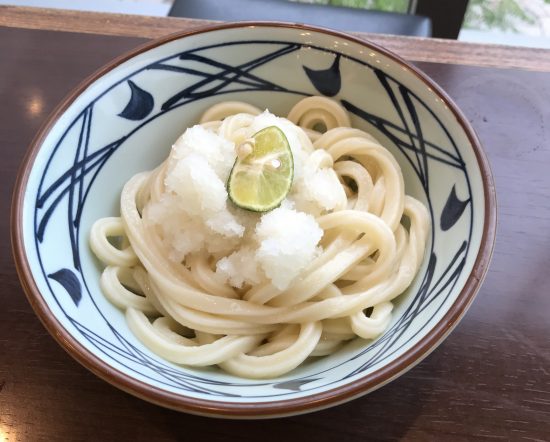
90 97 430 379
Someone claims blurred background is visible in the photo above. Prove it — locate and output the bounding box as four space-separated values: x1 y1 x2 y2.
3 0 550 48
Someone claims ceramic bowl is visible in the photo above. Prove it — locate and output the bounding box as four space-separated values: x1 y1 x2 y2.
12 23 496 418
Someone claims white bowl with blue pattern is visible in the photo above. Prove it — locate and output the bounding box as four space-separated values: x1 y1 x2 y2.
12 23 496 418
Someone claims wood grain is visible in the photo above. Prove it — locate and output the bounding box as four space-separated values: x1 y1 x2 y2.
2 5 550 72
1 26 550 440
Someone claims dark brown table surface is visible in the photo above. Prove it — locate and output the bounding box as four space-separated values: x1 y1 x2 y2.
1 8 550 442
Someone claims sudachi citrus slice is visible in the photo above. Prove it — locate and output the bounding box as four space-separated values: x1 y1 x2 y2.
228 126 294 212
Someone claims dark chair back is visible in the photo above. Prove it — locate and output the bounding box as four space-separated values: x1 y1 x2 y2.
416 0 469 38
169 0 432 37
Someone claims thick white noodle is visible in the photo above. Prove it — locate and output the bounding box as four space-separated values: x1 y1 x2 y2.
89 97 430 379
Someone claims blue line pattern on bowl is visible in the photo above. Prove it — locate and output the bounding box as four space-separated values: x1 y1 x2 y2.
118 80 155 121
32 39 473 399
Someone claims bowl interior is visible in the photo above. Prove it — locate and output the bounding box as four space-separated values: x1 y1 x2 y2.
17 23 491 415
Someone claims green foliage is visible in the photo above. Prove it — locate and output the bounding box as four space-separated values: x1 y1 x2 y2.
302 0 409 12
464 0 536 32
301 0 547 34
327 0 408 12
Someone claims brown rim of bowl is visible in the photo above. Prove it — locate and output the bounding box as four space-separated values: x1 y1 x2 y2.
11 21 497 418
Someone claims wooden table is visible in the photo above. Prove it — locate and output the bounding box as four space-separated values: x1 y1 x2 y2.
1 6 549 441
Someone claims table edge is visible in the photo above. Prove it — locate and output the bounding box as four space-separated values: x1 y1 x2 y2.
1 5 550 72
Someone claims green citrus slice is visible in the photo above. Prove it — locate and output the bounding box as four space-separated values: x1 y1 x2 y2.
228 126 294 212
